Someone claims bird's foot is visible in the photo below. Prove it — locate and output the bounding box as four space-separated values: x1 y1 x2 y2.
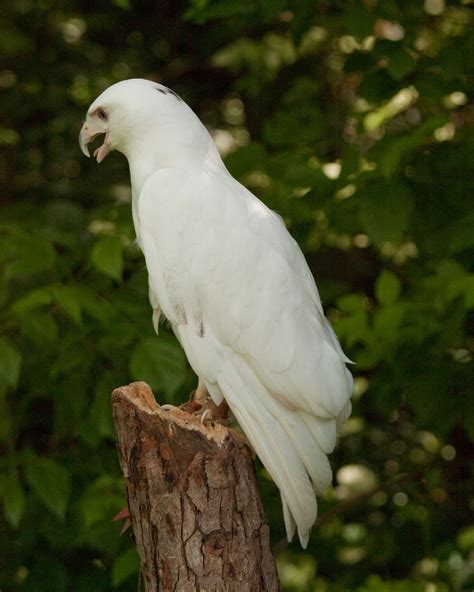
160 403 178 412
177 389 203 414
159 395 204 415
200 408 213 423
196 397 230 425
160 380 229 424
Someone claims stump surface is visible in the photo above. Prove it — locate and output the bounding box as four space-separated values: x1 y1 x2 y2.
112 381 281 592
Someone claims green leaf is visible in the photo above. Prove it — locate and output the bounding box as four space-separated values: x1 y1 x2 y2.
0 337 22 388
263 106 323 146
185 0 255 24
7 233 56 278
129 336 187 400
376 42 416 80
262 80 324 147
25 457 71 520
17 311 59 346
386 48 416 80
112 0 131 9
358 182 413 245
375 271 401 305
358 71 399 103
449 213 474 253
75 286 114 324
225 142 267 177
373 304 405 344
344 51 374 74
358 575 425 591
372 116 447 178
0 390 12 443
79 475 125 530
91 237 123 281
88 376 117 440
414 72 445 100
12 286 53 314
29 556 69 592
54 286 82 323
3 475 26 528
406 364 455 436
53 377 88 437
464 275 474 309
457 525 474 551
45 200 86 231
112 547 140 587
337 294 366 313
343 3 376 38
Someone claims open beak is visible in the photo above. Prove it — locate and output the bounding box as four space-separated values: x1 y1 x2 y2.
79 121 111 163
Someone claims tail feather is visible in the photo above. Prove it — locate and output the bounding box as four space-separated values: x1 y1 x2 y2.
230 357 333 493
281 496 296 543
218 359 316 546
300 412 337 455
336 399 352 432
323 317 353 364
316 341 353 417
268 405 332 495
218 355 338 547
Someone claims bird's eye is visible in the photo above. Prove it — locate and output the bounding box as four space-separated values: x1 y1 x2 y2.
97 108 108 121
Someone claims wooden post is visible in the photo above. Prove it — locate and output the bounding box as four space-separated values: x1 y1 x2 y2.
112 382 281 592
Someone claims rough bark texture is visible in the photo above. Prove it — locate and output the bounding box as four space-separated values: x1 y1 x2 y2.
112 381 281 592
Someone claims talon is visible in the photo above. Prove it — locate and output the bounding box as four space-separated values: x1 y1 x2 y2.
201 409 213 423
160 404 178 411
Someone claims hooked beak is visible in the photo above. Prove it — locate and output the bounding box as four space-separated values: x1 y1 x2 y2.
79 121 111 163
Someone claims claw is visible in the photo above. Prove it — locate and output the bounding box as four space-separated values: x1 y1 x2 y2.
201 409 213 424
160 404 178 411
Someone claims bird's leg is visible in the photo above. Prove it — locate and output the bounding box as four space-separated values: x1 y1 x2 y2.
161 379 208 413
161 378 229 423
200 397 230 424
183 377 229 423
193 377 210 407
177 377 208 413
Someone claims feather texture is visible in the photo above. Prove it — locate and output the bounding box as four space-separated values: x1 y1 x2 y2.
138 164 353 544
83 79 353 546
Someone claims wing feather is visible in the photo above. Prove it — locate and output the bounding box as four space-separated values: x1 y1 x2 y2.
137 166 353 544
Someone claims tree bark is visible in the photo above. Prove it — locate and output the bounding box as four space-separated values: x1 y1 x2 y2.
112 381 281 592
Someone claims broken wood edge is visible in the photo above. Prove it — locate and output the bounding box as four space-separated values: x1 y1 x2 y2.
112 381 251 452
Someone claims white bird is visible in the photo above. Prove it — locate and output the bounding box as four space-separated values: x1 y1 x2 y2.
80 79 353 547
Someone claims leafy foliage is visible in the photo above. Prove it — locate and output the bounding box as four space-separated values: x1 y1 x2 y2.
1 1 473 590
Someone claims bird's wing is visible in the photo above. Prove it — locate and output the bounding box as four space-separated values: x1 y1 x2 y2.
138 166 352 546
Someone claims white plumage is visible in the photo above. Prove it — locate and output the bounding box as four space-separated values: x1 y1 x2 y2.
80 79 353 547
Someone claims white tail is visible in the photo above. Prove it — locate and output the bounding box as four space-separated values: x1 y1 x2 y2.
217 354 339 547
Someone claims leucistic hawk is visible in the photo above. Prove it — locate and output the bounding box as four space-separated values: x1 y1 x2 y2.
79 79 353 548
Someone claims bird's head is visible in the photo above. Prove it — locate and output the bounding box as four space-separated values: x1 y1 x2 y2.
79 78 204 164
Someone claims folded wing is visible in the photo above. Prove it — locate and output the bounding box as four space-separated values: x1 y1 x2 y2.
138 166 353 546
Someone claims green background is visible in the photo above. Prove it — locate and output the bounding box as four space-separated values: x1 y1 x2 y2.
1 1 473 590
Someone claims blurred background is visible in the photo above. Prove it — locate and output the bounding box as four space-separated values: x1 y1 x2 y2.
1 1 473 590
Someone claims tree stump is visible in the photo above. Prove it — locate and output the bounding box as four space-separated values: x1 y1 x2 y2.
112 381 281 592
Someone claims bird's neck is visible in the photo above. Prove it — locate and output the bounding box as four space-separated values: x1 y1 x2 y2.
123 123 225 243
125 124 222 197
